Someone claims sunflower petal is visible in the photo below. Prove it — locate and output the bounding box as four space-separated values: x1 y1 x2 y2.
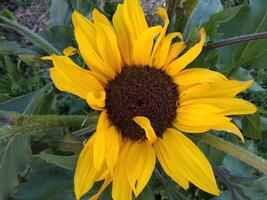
175 104 231 127
105 126 121 171
133 116 157 144
163 41 186 68
181 98 257 116
86 91 106 111
93 9 113 29
93 112 110 170
123 0 148 42
127 142 155 197
180 80 253 101
43 55 103 99
213 122 244 142
112 141 133 200
95 23 122 74
72 11 115 80
166 28 206 75
160 128 220 195
133 26 162 66
113 4 132 65
154 138 189 189
150 7 170 64
173 68 227 85
63 46 78 56
153 32 183 68
74 137 97 200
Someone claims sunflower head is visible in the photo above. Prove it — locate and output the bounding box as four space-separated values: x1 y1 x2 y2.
105 65 178 140
43 0 257 199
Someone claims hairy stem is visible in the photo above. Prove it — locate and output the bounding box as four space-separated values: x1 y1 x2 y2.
0 111 97 134
197 134 267 175
0 16 62 55
204 32 267 50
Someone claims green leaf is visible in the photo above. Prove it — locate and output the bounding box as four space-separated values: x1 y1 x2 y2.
223 155 254 176
184 0 223 38
23 84 57 115
136 186 155 200
0 40 37 55
212 0 267 72
204 5 242 37
38 25 74 52
241 112 262 139
0 92 36 112
70 0 98 16
0 134 32 194
15 160 74 200
49 0 72 27
36 153 77 170
0 9 16 20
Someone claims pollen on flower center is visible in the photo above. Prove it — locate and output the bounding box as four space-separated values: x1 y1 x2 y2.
105 66 179 141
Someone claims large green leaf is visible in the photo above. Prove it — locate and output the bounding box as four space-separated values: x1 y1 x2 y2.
49 0 72 27
183 0 223 38
0 92 36 112
23 84 57 115
36 153 77 170
15 160 74 200
213 0 267 70
0 134 31 194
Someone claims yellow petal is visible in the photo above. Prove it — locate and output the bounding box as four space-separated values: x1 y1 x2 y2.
72 11 96 48
166 28 206 75
93 111 110 170
90 176 112 200
175 105 231 127
113 4 132 65
163 41 186 68
153 32 183 68
63 46 78 56
72 11 115 80
133 116 157 144
160 128 220 195
123 0 148 43
43 55 103 99
105 126 121 171
213 122 244 142
93 9 113 29
180 80 253 102
112 140 133 200
74 136 96 200
127 142 155 197
154 137 189 189
173 123 210 133
95 23 122 74
86 91 106 111
133 26 162 66
173 68 227 85
150 7 170 64
182 98 257 116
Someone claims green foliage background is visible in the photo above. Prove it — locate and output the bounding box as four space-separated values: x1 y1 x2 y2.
0 0 267 199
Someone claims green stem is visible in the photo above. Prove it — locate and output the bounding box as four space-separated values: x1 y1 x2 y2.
0 111 97 134
197 134 267 174
0 16 62 55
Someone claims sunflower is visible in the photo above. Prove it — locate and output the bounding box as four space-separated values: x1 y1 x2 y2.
43 0 257 199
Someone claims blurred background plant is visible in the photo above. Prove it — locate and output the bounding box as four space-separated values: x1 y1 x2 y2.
0 0 267 200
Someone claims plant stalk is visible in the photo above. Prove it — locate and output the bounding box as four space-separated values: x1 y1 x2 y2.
0 16 62 55
197 134 267 175
204 32 267 50
0 111 97 134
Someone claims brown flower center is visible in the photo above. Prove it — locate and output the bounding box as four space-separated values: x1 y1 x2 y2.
105 66 178 141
